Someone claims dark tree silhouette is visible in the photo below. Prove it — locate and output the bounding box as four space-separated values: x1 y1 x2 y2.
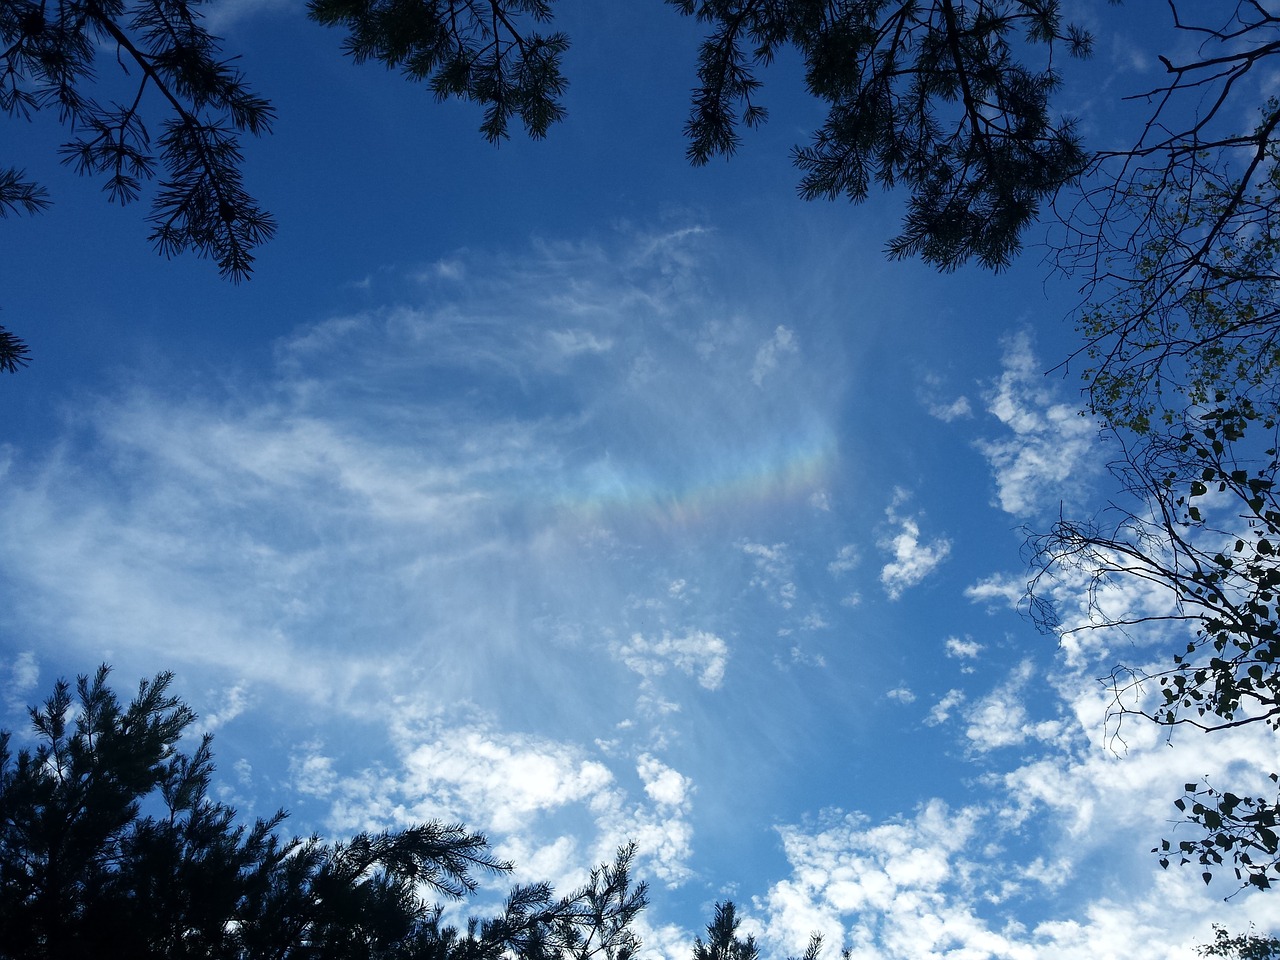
0 665 648 960
693 902 760 960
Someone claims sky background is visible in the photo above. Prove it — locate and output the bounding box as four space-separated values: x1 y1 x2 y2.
3 2 1280 957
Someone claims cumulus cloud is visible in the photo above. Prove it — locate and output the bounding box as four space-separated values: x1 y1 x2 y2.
637 753 693 808
286 705 700 890
396 726 615 833
800 611 828 631
976 331 1098 517
301 709 620 843
878 491 951 600
760 801 984 956
755 795 1259 960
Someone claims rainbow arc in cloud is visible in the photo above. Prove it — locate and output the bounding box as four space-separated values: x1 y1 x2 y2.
557 424 838 531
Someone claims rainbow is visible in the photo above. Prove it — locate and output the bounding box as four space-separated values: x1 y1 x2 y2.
555 424 838 530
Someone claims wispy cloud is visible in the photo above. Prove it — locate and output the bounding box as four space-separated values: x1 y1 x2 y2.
964 573 1026 611
0 224 844 907
202 0 300 33
2 651 38 713
6 219 1261 956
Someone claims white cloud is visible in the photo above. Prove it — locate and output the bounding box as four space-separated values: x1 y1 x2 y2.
827 545 860 576
878 492 951 600
291 746 339 798
965 573 1026 610
751 325 799 386
783 644 827 669
202 0 299 32
202 681 252 731
2 650 38 712
760 796 1184 959
401 730 614 834
925 689 966 726
756 673 1280 960
918 372 974 422
742 542 787 564
760 800 984 957
546 328 614 358
962 660 1064 754
637 754 693 808
311 713 618 839
288 704 700 891
928 395 974 421
976 331 1098 517
0 226 842 727
9 219 1264 958
800 611 828 631
615 630 729 690
944 636 983 659
741 540 798 609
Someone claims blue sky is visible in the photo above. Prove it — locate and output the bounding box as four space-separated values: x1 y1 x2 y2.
4 2 1280 957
